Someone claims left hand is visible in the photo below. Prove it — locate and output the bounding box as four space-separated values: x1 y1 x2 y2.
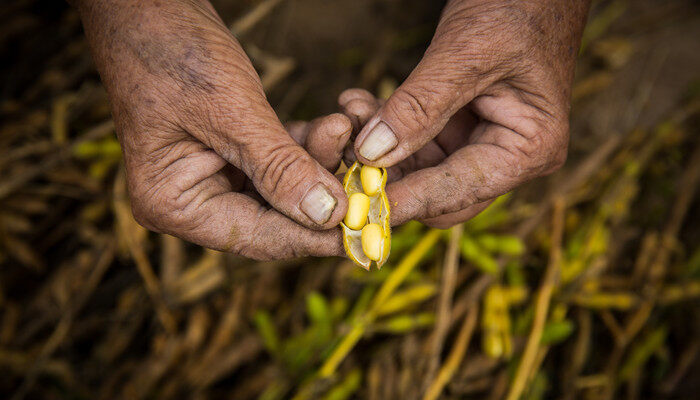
347 0 590 228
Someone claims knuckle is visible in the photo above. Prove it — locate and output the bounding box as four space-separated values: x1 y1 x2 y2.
388 87 436 132
129 172 203 236
227 235 263 260
338 88 375 106
255 143 314 196
540 121 569 173
126 176 159 232
315 113 353 137
227 210 297 260
129 198 158 232
516 116 569 175
342 99 376 128
547 145 568 173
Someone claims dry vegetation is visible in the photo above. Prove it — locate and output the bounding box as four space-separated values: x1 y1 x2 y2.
1 0 699 399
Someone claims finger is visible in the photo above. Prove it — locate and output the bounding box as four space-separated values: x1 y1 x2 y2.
128 148 344 259
189 105 349 229
337 90 381 166
304 113 353 171
285 121 310 145
353 32 500 167
418 201 493 229
239 130 347 229
338 88 377 107
385 108 566 225
154 188 344 259
343 145 357 167
338 88 380 134
183 191 344 259
383 106 479 182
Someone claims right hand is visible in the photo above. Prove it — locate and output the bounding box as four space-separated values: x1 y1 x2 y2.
75 0 349 259
337 88 493 228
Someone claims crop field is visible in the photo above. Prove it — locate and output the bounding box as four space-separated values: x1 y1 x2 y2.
0 0 698 399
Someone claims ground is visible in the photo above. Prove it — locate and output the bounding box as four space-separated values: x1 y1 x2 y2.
0 0 699 399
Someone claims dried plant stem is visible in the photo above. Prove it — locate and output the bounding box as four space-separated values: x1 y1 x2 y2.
368 229 442 315
0 120 114 201
160 234 184 291
313 229 441 382
230 0 285 36
506 196 565 400
423 305 478 400
601 139 700 399
423 224 463 390
114 169 176 334
11 241 116 400
561 309 592 400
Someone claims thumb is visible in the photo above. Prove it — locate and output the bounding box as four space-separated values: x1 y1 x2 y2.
200 110 348 229
238 127 349 229
354 42 496 167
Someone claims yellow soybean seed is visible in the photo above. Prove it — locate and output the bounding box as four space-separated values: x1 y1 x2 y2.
360 166 383 196
361 223 383 261
344 193 370 230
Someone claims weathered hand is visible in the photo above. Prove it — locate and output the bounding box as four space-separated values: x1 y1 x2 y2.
75 0 350 259
349 1 590 228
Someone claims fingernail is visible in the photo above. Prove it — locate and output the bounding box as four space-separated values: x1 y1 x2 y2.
359 121 398 161
300 183 337 225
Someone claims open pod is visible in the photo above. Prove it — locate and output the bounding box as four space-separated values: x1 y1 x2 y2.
340 162 391 270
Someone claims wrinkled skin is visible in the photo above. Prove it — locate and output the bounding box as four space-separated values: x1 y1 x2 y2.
346 0 591 229
74 0 350 259
74 0 590 259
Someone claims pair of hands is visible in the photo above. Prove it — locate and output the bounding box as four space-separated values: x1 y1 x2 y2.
75 0 589 260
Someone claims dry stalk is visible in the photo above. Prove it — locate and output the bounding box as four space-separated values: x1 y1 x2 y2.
423 305 478 400
506 196 566 400
422 224 464 390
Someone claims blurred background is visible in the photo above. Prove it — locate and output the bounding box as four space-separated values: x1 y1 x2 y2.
1 0 699 399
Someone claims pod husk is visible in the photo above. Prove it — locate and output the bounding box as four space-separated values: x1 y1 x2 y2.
341 162 391 269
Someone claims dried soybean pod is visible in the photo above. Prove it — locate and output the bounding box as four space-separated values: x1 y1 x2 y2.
340 162 391 270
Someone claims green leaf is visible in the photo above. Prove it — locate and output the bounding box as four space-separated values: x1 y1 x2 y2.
505 260 525 286
347 286 375 323
541 320 575 345
306 291 331 329
619 326 668 382
254 311 280 355
464 194 512 231
497 235 525 256
322 369 362 400
374 313 435 334
330 297 349 321
476 233 500 253
375 283 437 317
461 236 499 274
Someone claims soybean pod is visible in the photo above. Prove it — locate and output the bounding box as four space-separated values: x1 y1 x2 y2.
341 162 391 270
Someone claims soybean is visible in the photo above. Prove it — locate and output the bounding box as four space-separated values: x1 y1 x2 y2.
361 223 383 261
344 192 370 230
360 166 383 196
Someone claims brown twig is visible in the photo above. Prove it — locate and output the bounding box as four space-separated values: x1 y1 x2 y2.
422 224 463 391
113 168 177 334
423 305 478 400
230 0 285 36
506 196 566 400
560 309 592 400
0 120 114 201
11 240 116 400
